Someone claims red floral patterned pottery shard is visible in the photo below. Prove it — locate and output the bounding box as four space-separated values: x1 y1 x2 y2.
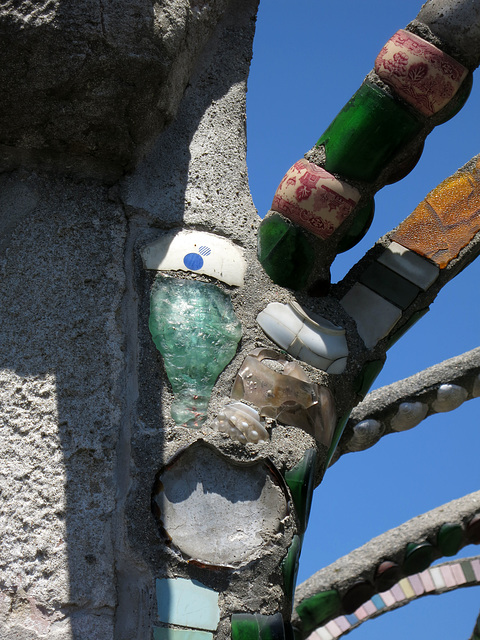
271 158 360 239
391 158 480 268
375 30 468 116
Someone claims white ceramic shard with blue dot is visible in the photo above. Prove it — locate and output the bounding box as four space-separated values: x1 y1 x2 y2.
141 229 246 286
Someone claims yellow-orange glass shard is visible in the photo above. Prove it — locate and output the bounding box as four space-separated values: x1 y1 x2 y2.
392 158 480 268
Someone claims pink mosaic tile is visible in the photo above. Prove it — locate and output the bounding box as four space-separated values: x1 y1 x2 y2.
335 617 350 632
375 30 468 116
419 569 436 592
379 590 395 606
325 620 342 637
451 563 467 585
363 600 377 615
354 606 368 621
271 158 360 239
409 574 425 596
390 583 406 602
440 565 456 588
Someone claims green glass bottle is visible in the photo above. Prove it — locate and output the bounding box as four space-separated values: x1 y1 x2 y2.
317 81 423 183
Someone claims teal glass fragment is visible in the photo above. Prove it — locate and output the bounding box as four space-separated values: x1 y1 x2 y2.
282 535 303 601
284 449 316 532
316 81 423 183
149 276 242 427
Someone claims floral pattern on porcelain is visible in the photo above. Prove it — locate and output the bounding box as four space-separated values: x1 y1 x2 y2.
375 30 468 116
271 158 360 239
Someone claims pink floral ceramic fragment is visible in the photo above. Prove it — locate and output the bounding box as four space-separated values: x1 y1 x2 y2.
271 158 360 239
375 30 468 116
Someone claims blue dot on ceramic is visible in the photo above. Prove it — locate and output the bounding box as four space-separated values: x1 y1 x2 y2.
184 253 204 270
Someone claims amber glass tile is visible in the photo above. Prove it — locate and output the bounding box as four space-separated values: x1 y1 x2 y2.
392 158 480 268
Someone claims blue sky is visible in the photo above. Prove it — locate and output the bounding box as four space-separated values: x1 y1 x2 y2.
246 0 480 637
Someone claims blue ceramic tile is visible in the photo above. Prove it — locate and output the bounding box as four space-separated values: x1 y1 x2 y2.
371 594 385 610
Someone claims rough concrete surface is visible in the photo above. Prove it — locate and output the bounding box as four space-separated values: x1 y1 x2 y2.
3 0 480 637
0 0 231 178
0 174 126 639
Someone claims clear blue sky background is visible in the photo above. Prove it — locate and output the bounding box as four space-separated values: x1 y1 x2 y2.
246 0 480 637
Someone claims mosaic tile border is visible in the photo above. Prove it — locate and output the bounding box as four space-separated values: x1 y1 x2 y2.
309 556 480 639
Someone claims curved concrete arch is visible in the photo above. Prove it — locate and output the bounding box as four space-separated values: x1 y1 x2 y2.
310 556 480 639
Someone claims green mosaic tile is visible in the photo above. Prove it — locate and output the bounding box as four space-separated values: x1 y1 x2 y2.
284 450 317 532
461 559 476 583
316 82 423 183
337 199 375 254
354 360 384 399
295 590 341 634
403 542 434 575
282 535 303 601
257 213 315 290
437 523 463 556
385 308 429 350
231 614 260 640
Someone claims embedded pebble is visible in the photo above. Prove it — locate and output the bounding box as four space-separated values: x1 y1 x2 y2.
391 401 428 432
432 384 468 413
212 401 269 444
347 419 384 452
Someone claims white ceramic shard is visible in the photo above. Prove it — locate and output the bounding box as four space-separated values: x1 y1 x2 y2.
256 302 348 373
432 383 468 412
391 402 429 432
256 305 301 350
378 242 439 290
141 229 246 286
347 419 384 452
212 401 269 444
341 283 402 349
